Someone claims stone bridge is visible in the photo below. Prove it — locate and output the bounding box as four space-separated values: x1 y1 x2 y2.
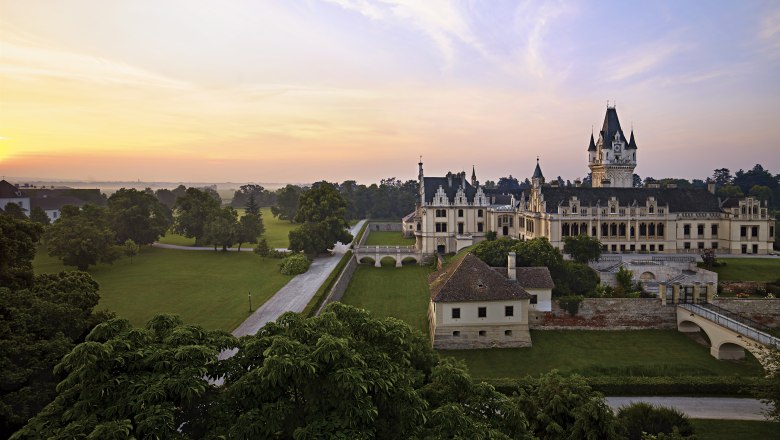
677 303 780 367
354 245 422 267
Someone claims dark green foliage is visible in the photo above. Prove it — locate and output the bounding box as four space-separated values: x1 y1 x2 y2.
12 314 236 439
563 235 602 263
232 184 276 210
485 230 497 241
202 206 239 251
733 164 779 209
123 239 139 264
1 271 108 435
289 181 352 255
700 248 717 268
173 187 221 245
29 206 51 225
557 295 584 316
616 266 634 292
253 237 270 258
554 261 600 297
107 188 172 245
617 402 694 440
1 202 27 219
236 211 264 251
0 214 43 289
717 184 744 198
279 253 311 275
154 184 187 209
472 238 518 266
44 205 119 270
338 178 418 221
514 370 622 440
271 184 302 221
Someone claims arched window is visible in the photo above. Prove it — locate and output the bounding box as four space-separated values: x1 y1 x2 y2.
657 223 665 237
630 226 635 237
741 206 747 214
581 223 588 235
619 223 626 237
572 223 579 235
649 205 655 214
610 223 618 236
562 223 570 236
601 223 609 236
639 223 647 236
649 223 656 236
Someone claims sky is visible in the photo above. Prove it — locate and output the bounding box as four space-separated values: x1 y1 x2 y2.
1 0 779 184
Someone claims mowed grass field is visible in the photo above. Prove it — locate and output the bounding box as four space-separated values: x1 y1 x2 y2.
363 231 416 246
157 207 296 249
708 258 780 282
340 262 764 379
34 247 292 331
340 265 433 335
690 419 779 440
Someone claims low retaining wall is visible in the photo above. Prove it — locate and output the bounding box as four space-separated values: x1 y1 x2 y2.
711 298 780 328
316 255 358 315
529 298 677 330
368 222 403 232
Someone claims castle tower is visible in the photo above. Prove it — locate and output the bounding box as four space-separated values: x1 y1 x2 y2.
588 105 637 188
532 157 545 188
471 165 477 187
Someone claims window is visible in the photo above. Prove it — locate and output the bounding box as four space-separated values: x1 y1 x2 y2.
478 307 486 318
435 209 446 218
641 244 646 251
504 330 513 336
712 242 718 249
436 223 447 232
657 223 665 237
452 331 460 337
530 295 538 304
478 330 487 337
477 209 483 218
740 226 747 237
649 205 655 214
477 222 484 232
620 244 626 251
771 226 775 237
741 244 747 254
611 244 617 252
451 308 461 319
697 224 704 236
684 242 691 249
697 242 705 249
659 244 664 251
630 244 636 251
457 223 464 234
650 244 655 251
753 244 758 254
610 205 616 214
458 209 464 217
683 224 691 236
505 306 514 317
752 226 759 237
711 224 718 237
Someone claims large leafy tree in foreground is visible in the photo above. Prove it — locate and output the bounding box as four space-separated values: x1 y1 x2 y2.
44 205 119 271
289 181 352 254
107 188 172 245
0 214 43 290
1 271 108 435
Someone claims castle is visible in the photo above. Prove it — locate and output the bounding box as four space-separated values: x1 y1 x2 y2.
403 105 775 256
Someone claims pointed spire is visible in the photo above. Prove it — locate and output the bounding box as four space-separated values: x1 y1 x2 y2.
588 131 596 151
627 130 637 149
471 165 477 186
532 156 544 180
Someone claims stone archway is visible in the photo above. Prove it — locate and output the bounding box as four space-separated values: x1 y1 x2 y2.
639 271 656 281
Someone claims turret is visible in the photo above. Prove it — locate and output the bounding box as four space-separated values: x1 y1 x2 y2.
418 158 425 206
588 104 636 188
532 157 545 188
471 165 477 187
588 131 597 165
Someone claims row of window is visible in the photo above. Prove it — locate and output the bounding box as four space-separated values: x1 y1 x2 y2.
604 244 665 252
435 209 484 218
435 222 485 233
451 330 514 337
561 222 666 238
682 224 718 237
451 306 513 319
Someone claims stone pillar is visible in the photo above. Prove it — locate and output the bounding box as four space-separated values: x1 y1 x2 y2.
396 249 402 267
659 284 667 306
374 254 381 267
508 252 517 280
706 282 715 302
693 282 701 303
672 283 681 304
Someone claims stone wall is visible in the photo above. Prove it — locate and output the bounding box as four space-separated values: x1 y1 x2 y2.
432 324 532 349
718 281 767 295
368 222 403 232
529 298 677 330
711 298 780 329
316 254 358 315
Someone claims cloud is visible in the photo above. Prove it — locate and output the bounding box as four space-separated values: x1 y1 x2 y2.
605 42 684 82
759 7 780 55
513 0 573 79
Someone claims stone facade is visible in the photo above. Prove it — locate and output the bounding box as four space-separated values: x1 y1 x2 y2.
529 298 678 330
430 321 532 349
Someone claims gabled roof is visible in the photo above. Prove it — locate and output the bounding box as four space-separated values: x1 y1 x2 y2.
515 267 555 289
30 196 88 211
423 174 478 204
538 187 723 213
429 253 530 302
598 107 627 148
0 180 23 198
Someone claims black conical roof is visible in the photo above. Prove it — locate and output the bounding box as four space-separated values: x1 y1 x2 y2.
627 130 637 149
598 107 627 148
588 132 596 151
532 159 544 179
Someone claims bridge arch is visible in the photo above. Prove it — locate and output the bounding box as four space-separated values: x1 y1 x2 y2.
359 256 376 265
401 256 418 265
378 256 398 267
677 308 770 364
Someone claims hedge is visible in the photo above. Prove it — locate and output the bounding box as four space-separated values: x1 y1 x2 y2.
484 375 765 397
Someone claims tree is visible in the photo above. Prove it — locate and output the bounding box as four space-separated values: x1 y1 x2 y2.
472 238 519 266
616 266 634 295
271 184 302 221
497 175 521 190
203 207 239 251
616 402 694 440
173 187 221 245
1 272 109 435
755 346 780 422
633 174 643 188
235 212 264 251
712 168 733 187
483 180 496 189
512 237 565 270
289 182 352 255
29 206 51 225
123 239 139 264
254 237 270 258
2 202 27 219
12 314 236 439
563 235 603 263
245 193 260 215
749 185 773 205
232 184 272 211
279 253 311 275
514 370 622 440
717 184 744 198
154 184 187 209
44 205 119 271
0 215 43 290
107 188 172 245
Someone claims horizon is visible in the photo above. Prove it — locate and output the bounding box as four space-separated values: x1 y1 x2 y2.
2 1 779 183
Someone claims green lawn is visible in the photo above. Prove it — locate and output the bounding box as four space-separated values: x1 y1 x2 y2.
690 419 779 440
364 230 416 246
33 247 292 331
156 207 295 249
340 265 433 335
710 258 780 282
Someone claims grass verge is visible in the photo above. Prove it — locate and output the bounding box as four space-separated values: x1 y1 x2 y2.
34 247 291 331
690 419 778 440
709 258 780 282
302 250 353 317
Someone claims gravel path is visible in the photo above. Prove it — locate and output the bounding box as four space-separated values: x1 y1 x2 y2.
606 396 771 421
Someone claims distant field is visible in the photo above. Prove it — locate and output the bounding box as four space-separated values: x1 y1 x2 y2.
157 207 295 249
364 231 416 246
340 265 432 335
34 247 291 331
690 419 779 440
440 330 763 379
709 258 780 282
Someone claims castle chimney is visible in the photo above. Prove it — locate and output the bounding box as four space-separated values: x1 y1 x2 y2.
601 179 611 188
574 178 582 188
707 179 716 194
447 172 453 187
508 252 516 281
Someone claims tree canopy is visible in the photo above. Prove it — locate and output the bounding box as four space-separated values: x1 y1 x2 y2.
173 187 221 245
563 235 603 264
44 205 119 271
289 182 352 254
271 184 302 221
0 214 43 290
108 188 172 246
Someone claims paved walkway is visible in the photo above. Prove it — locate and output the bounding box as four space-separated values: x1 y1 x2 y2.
606 396 771 421
152 243 288 252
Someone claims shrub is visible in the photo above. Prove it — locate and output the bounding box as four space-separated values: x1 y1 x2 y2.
557 295 583 316
268 249 289 259
617 402 694 440
280 253 311 275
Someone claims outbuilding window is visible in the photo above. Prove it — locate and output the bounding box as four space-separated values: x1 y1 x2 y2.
478 307 486 318
451 308 460 319
505 306 514 317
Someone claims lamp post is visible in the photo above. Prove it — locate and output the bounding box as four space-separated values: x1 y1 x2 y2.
248 291 252 312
